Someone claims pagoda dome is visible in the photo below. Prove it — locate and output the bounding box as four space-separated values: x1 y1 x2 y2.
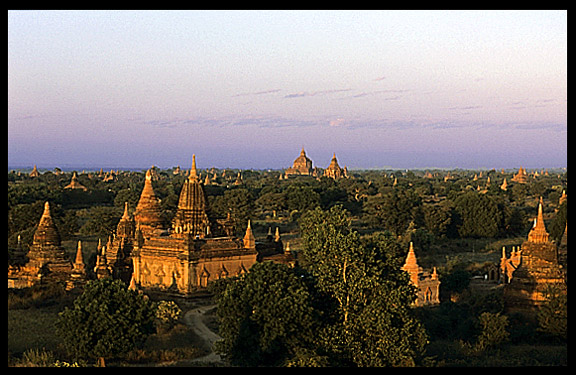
32 202 61 247
134 169 164 234
177 155 207 211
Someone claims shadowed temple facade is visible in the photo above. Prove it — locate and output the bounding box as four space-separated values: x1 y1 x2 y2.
501 197 566 318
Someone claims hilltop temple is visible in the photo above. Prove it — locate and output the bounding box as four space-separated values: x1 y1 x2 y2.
401 242 440 306
501 197 566 318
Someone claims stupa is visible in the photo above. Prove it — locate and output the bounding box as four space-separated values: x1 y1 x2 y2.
502 197 566 318
8 202 77 288
323 153 349 180
401 242 440 306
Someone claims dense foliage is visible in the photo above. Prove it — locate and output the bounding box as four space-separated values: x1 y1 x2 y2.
8 166 567 366
56 279 156 361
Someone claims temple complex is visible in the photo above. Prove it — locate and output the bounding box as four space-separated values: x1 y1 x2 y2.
285 148 317 177
323 153 349 180
8 202 76 288
401 242 440 306
130 155 273 294
502 197 566 318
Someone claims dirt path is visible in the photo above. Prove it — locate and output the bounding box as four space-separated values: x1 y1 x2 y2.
182 304 225 365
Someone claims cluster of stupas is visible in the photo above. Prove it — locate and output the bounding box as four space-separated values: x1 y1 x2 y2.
9 155 295 294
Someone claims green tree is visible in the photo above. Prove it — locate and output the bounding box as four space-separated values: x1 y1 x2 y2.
299 206 428 366
422 203 453 238
452 191 502 238
56 279 156 361
210 188 255 234
214 262 321 366
78 206 123 237
363 189 422 236
285 185 321 218
462 312 510 355
537 285 567 341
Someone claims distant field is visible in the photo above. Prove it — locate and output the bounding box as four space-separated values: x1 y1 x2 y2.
8 307 63 355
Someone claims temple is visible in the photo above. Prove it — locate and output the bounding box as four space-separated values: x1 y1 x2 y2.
284 148 317 178
8 202 76 288
511 166 528 184
502 197 566 318
401 242 440 306
129 155 292 294
64 172 88 191
323 153 349 180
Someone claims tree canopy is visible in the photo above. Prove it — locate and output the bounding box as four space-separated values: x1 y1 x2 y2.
56 279 156 361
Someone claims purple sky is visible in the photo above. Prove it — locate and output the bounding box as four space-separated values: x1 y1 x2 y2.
8 10 567 170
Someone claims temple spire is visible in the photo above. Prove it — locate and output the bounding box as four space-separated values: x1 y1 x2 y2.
243 220 256 249
401 242 421 286
122 201 130 220
189 154 198 181
73 241 85 272
528 197 549 243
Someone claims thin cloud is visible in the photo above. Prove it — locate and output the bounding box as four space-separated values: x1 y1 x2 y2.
373 76 387 81
283 89 352 99
232 89 282 97
447 105 483 111
344 89 409 99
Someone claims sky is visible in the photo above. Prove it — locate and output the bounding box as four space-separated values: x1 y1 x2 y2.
8 10 567 170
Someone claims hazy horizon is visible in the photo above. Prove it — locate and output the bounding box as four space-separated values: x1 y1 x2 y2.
9 10 567 170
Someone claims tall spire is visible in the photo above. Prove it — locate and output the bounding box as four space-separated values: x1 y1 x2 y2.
33 202 61 247
122 201 130 220
173 154 210 238
243 220 256 249
401 242 421 286
528 197 549 243
189 154 198 181
134 168 164 237
73 241 85 272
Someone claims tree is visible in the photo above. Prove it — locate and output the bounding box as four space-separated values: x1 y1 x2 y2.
284 185 321 218
363 189 422 236
56 279 156 361
214 262 321 366
299 206 428 366
210 188 255 234
538 285 567 341
452 191 502 238
422 203 453 238
461 312 510 355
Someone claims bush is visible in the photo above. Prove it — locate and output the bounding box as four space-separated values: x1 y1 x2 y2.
155 300 183 332
56 279 156 361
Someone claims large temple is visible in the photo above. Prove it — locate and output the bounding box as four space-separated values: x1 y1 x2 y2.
128 155 293 294
284 148 318 178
